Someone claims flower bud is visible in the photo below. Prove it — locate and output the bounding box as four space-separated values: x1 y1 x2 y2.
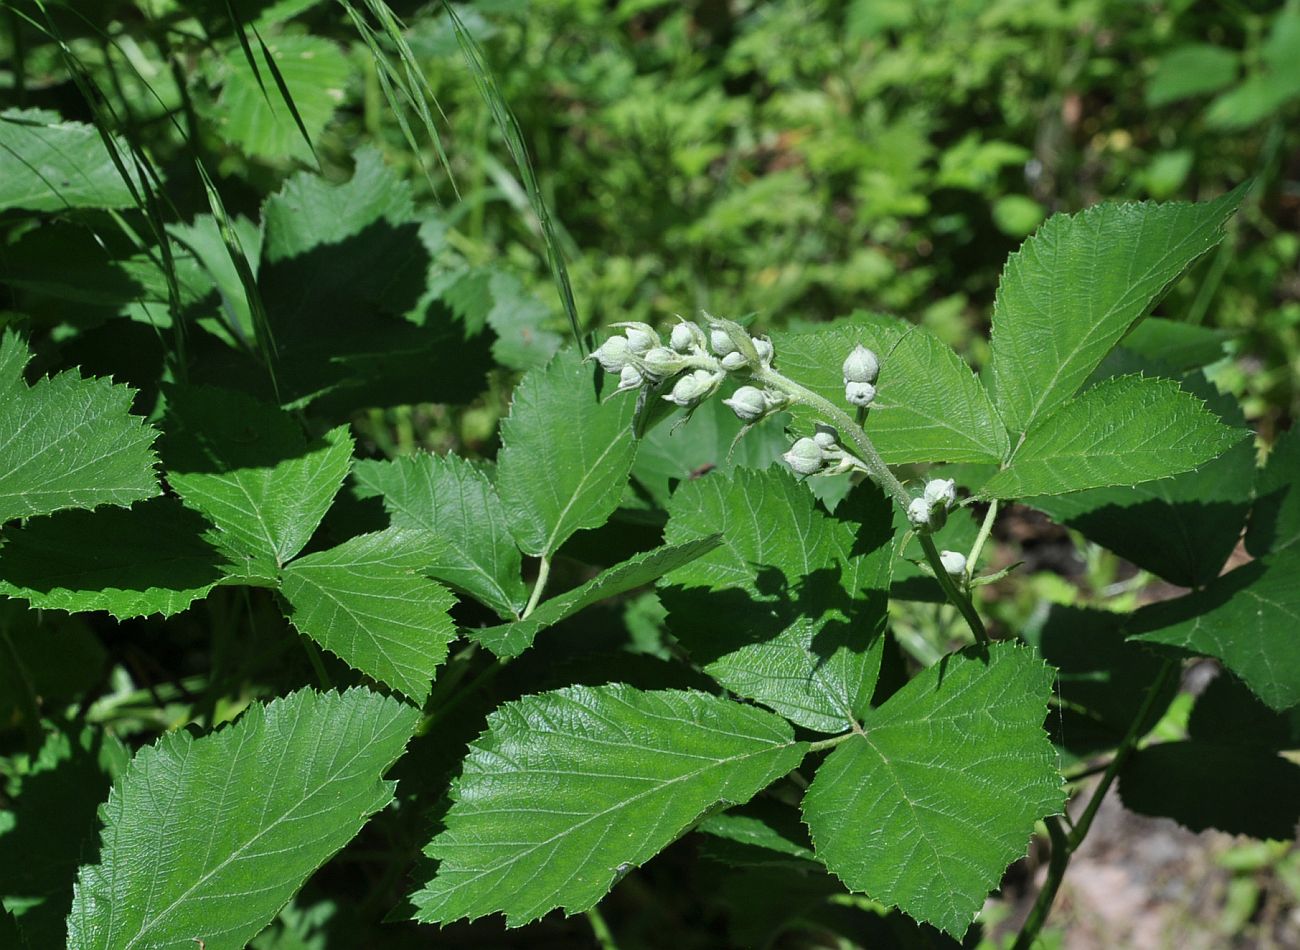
907 497 932 529
720 351 748 372
844 381 876 408
843 345 880 385
923 478 957 510
670 322 699 353
753 337 774 365
939 550 967 578
723 386 768 422
812 425 838 450
616 364 645 393
710 328 738 356
617 322 659 355
592 335 631 373
783 437 825 476
664 369 722 408
641 346 687 379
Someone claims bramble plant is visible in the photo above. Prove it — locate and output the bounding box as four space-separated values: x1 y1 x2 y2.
3 3 1300 948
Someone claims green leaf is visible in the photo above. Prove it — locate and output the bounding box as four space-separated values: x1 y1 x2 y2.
980 375 1242 499
0 499 230 619
410 684 805 926
1247 427 1300 557
987 189 1244 437
279 529 457 702
0 109 144 212
1025 375 1255 587
352 452 527 619
660 469 894 733
1188 672 1300 752
1146 44 1239 107
496 348 637 556
208 34 352 162
1128 551 1300 712
1118 742 1300 839
772 314 1009 464
1114 318 1231 374
67 688 417 950
0 330 159 525
801 643 1064 937
162 386 354 571
696 804 814 862
472 537 723 659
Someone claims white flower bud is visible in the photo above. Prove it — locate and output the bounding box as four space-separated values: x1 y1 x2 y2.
723 386 768 423
619 322 659 355
663 369 722 408
753 337 774 365
842 345 880 385
783 437 825 476
616 364 645 393
907 497 931 528
939 550 967 578
710 328 738 356
670 322 698 353
720 351 748 372
923 478 957 510
812 425 838 450
641 346 687 379
592 335 631 373
845 381 876 408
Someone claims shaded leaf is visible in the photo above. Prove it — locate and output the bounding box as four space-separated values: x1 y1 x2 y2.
1247 427 1300 557
802 643 1063 937
987 189 1244 437
280 529 457 702
411 684 805 926
0 108 144 212
1188 671 1300 752
0 330 159 525
660 469 894 733
497 348 636 556
67 688 418 950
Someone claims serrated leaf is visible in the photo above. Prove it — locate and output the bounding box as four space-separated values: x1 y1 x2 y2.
280 529 457 702
696 804 814 862
0 108 144 212
988 188 1244 437
772 314 1009 464
162 386 353 571
1118 742 1300 839
1026 375 1255 587
209 34 351 163
660 469 894 733
0 499 230 619
801 643 1064 937
980 375 1242 499
472 537 723 659
1128 551 1300 711
410 684 805 926
0 330 159 525
1247 427 1300 557
496 348 637 556
352 452 527 619
67 688 417 950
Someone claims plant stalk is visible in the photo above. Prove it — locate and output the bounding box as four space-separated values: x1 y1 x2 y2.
522 555 551 619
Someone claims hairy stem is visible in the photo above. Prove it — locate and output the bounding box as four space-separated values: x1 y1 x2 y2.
1012 659 1178 949
919 535 989 646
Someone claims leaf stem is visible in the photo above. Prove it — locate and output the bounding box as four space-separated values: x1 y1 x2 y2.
585 906 621 950
919 534 989 647
966 499 1000 582
300 636 333 690
1012 658 1178 949
522 555 551 619
806 730 857 753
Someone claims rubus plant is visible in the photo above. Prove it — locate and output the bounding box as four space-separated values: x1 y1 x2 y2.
4 122 1300 947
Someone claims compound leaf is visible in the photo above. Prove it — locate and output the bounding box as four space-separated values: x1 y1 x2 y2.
472 537 723 659
496 348 636 556
279 529 457 702
162 386 353 571
660 469 894 733
988 188 1244 437
0 108 144 212
772 315 1009 465
0 498 229 619
67 688 418 950
802 642 1064 937
353 452 527 620
981 375 1242 498
411 684 805 926
0 330 159 525
1128 550 1300 711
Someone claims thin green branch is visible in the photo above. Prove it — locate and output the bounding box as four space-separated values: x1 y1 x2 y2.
966 499 1000 581
522 555 551 619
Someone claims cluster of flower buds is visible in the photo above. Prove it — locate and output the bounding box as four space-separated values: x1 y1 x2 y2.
907 477 957 534
590 315 785 417
842 344 880 409
782 425 861 478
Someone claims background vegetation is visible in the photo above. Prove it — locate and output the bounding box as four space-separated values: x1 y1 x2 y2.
1 0 1298 946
